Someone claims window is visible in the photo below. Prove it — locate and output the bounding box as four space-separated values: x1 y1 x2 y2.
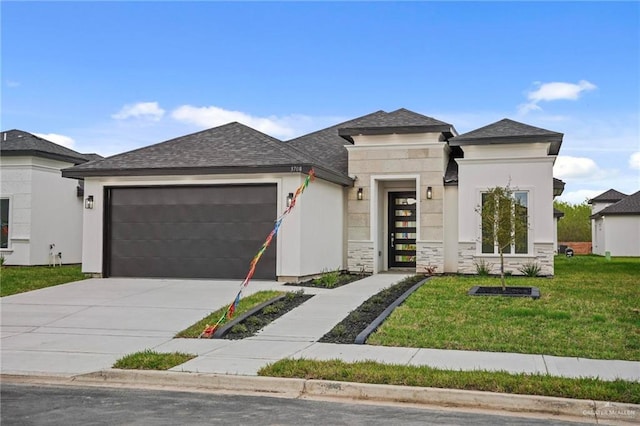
481 190 529 255
1 198 9 249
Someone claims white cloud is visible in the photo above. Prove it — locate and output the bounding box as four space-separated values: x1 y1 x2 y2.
112 102 165 121
6 80 20 88
630 152 640 170
554 155 602 179
171 105 299 138
34 133 75 149
518 80 597 115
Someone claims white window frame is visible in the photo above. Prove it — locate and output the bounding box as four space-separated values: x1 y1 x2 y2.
479 189 530 256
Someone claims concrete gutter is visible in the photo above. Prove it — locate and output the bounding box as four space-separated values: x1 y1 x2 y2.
3 370 638 425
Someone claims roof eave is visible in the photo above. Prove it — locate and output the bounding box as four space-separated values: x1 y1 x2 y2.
62 164 355 187
338 124 453 141
1 149 88 165
449 134 563 155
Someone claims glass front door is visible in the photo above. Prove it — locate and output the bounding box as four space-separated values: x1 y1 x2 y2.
388 192 417 268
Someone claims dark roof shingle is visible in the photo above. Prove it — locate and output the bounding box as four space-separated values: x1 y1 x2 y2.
1 129 91 164
338 108 454 141
592 190 640 217
63 122 352 185
588 189 628 204
449 119 563 155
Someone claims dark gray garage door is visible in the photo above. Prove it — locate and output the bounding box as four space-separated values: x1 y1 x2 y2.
105 185 277 279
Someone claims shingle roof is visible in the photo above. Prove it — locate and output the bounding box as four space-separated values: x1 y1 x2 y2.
588 189 628 204
286 111 387 176
449 119 563 155
1 129 91 164
591 190 640 217
62 122 352 185
287 109 455 175
338 108 454 142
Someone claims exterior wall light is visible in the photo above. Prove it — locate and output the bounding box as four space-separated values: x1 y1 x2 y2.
357 187 363 201
426 187 433 200
286 192 294 207
85 195 94 209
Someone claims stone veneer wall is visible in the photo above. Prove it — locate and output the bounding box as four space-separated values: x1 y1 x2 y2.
347 240 374 273
457 241 555 276
416 241 444 274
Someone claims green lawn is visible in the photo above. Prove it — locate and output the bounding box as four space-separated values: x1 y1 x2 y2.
0 265 87 297
113 350 196 370
259 359 640 404
367 256 640 360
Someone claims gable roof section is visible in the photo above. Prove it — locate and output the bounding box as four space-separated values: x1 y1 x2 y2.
62 122 352 185
449 119 563 155
591 190 640 218
1 129 91 165
588 188 628 204
338 108 454 142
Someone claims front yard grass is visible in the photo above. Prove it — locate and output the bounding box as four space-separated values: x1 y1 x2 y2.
368 256 640 360
0 265 87 297
113 350 196 370
259 359 640 404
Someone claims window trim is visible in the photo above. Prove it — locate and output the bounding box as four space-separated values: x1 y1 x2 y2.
478 188 531 256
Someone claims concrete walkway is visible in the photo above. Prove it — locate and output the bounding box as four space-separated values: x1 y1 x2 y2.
2 274 639 382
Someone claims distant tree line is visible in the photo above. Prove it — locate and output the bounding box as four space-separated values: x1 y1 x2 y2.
554 200 591 242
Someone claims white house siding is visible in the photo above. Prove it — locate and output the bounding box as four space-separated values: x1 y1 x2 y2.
590 201 614 255
0 156 82 265
594 216 640 256
456 143 556 275
80 172 342 280
345 133 447 274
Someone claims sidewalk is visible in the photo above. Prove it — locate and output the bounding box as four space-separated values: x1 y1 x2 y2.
1 274 639 381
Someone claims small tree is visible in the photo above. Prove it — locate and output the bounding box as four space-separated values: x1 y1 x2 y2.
477 185 528 290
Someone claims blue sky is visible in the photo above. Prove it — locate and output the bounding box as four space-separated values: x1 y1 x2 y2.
2 1 639 203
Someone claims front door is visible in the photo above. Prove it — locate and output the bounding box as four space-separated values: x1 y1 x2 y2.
388 192 417 268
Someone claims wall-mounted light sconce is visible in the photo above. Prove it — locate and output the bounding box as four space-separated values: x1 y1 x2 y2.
426 187 433 200
357 187 363 201
286 192 294 207
85 195 94 209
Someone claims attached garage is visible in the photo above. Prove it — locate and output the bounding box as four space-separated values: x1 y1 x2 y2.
104 184 277 279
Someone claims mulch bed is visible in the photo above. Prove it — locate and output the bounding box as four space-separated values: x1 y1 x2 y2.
222 291 313 339
319 275 426 344
284 272 369 289
468 286 540 299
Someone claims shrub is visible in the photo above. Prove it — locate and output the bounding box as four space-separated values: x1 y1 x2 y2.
474 259 493 276
313 268 341 288
519 261 542 277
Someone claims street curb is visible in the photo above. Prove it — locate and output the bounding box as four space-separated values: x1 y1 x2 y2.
2 371 638 424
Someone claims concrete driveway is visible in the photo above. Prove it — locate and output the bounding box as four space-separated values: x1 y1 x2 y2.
0 277 283 376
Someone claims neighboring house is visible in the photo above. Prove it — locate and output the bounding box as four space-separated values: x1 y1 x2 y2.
553 208 565 253
590 189 640 256
62 109 564 280
0 130 98 265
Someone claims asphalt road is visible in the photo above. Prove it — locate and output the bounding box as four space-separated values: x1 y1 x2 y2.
1 383 593 426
